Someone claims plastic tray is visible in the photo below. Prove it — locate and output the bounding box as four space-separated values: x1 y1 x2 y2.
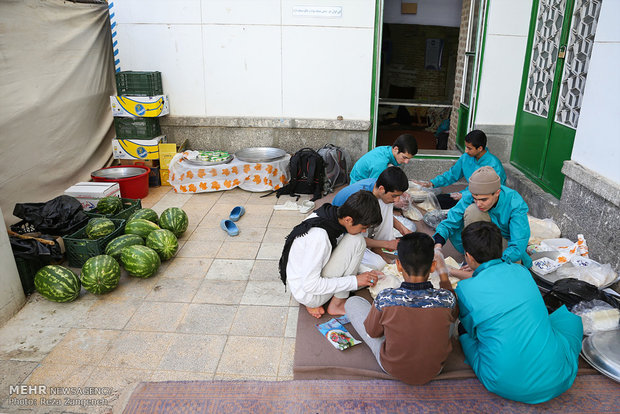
115 71 163 96
63 219 126 267
114 117 161 139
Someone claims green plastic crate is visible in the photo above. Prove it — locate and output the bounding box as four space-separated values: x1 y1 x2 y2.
85 198 142 221
115 71 163 96
63 219 126 267
114 117 161 139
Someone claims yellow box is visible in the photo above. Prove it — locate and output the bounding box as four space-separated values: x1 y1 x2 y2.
112 135 166 160
160 169 171 186
159 139 189 169
110 95 170 117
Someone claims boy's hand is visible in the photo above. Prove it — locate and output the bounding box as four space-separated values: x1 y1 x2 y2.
450 192 462 201
384 239 399 251
356 270 383 288
434 248 449 278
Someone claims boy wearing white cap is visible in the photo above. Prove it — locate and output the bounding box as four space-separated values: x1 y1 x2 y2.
433 166 532 277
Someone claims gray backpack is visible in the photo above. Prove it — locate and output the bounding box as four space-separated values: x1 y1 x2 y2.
317 144 352 194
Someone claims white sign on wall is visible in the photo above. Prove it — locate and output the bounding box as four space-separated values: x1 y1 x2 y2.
292 6 343 18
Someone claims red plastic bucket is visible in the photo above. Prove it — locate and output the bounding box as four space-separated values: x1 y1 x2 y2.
91 165 150 199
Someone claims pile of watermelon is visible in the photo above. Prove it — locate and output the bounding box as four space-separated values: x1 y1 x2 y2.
34 207 188 302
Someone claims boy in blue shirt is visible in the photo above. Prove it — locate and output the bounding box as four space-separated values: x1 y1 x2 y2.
349 134 418 183
456 221 582 404
333 167 410 269
433 166 531 278
419 130 506 209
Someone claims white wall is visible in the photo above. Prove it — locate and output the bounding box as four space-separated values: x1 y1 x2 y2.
113 0 375 120
0 208 26 326
475 0 532 125
383 0 462 27
571 0 620 183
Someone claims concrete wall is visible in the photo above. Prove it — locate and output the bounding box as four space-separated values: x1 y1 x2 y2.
570 0 620 183
383 0 462 27
0 208 26 326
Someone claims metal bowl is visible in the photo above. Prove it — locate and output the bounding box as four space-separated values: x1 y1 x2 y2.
581 329 620 383
235 147 287 163
91 166 147 179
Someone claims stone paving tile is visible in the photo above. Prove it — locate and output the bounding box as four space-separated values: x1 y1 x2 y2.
149 370 214 381
76 296 140 330
216 241 260 259
176 304 237 335
212 374 278 381
278 337 295 379
0 294 94 329
0 325 70 362
0 360 38 405
145 277 201 303
218 188 252 204
160 257 212 279
263 227 291 243
125 302 188 332
249 260 279 281
193 280 247 305
227 227 267 243
268 212 306 228
229 306 288 337
205 259 254 280
85 366 154 413
176 240 223 258
284 307 298 338
240 281 291 307
256 242 284 260
188 226 228 242
99 331 172 370
106 271 161 300
41 329 119 366
235 214 271 228
247 193 279 205
24 363 95 389
216 336 282 377
157 333 227 373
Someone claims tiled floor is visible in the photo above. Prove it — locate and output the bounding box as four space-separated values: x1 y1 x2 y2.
0 186 311 413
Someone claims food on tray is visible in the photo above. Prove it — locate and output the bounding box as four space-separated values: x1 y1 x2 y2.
196 150 230 162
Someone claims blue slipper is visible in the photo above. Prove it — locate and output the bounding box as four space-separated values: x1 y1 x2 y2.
229 206 245 222
220 219 239 236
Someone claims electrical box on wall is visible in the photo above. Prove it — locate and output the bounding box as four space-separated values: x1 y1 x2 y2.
401 2 417 14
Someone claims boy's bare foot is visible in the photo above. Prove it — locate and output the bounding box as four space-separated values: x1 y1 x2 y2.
305 305 325 319
326 297 347 316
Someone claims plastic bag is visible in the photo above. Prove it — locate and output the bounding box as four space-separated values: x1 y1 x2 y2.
571 300 620 335
423 209 448 229
12 195 88 236
556 260 618 288
544 278 619 312
316 318 362 350
10 233 63 261
527 216 561 245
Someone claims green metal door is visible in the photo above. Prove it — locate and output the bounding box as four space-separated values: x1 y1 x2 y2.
511 0 602 198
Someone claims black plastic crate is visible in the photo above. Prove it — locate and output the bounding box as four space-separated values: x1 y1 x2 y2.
115 71 163 96
63 219 126 268
114 117 161 139
14 256 47 295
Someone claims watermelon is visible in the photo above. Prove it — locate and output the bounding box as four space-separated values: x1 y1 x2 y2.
105 234 144 260
97 196 122 215
146 229 178 261
159 207 188 237
85 218 115 239
128 208 159 224
34 265 81 302
81 255 120 294
125 218 160 239
120 245 161 278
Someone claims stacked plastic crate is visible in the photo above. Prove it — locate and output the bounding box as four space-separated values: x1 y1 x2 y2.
110 71 169 186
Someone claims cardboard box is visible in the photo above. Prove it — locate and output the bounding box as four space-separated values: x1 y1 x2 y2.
112 135 166 160
110 95 170 118
118 159 159 168
64 182 121 211
160 169 171 186
159 139 189 169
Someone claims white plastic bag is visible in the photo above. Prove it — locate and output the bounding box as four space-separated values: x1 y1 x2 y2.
571 299 620 335
528 216 561 245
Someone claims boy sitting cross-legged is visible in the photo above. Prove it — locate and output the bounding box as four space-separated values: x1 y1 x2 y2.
280 190 384 318
344 232 458 385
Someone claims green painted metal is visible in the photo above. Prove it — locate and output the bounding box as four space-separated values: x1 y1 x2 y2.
470 0 490 130
511 0 577 198
456 104 469 150
368 0 383 152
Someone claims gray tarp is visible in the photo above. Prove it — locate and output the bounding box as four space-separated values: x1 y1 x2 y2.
0 0 115 226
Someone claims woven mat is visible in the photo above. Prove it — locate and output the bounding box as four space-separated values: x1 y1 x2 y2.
122 376 619 413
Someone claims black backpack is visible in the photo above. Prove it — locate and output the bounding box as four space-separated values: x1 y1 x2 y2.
275 148 325 201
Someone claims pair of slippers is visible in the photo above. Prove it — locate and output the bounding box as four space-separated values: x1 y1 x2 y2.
220 206 245 236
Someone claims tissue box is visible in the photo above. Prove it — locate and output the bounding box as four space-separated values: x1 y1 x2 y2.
112 136 167 160
64 182 121 211
110 95 170 117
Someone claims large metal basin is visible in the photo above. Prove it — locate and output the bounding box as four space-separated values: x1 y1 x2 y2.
91 166 146 179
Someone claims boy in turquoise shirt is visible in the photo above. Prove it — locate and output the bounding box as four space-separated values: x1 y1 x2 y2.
349 134 418 183
419 130 506 209
456 221 582 404
433 166 532 278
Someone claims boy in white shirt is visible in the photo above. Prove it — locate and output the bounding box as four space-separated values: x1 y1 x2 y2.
279 191 383 318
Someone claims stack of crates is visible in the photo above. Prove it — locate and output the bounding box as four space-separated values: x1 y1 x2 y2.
110 71 169 187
